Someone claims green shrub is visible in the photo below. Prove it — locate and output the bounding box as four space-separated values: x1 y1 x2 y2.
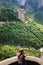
0 45 18 61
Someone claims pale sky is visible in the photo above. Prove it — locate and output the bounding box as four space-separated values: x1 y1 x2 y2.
20 0 26 5
18 0 26 5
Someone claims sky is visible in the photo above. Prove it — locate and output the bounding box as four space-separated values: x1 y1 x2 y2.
18 0 26 5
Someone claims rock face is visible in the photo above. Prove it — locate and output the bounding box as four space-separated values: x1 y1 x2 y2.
24 0 38 12
0 0 17 5
0 0 43 12
0 0 43 8
38 0 43 8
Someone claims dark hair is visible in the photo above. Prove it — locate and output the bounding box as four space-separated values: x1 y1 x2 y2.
18 53 25 61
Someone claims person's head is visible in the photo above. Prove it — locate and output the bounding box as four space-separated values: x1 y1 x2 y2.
19 48 24 54
18 54 25 64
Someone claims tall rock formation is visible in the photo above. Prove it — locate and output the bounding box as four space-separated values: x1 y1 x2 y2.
0 0 18 5
0 0 43 12
38 0 43 8
24 0 43 12
24 0 38 12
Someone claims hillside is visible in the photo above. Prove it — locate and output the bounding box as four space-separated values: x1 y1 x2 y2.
0 4 18 11
0 4 22 22
34 12 43 24
0 4 43 48
0 18 43 49
0 19 43 61
27 11 43 24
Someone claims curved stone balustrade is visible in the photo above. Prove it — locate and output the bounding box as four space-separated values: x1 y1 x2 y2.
0 56 43 65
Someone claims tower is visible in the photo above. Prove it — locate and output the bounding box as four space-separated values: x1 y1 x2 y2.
17 8 26 22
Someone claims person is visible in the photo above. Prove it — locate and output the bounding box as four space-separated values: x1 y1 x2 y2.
18 54 28 65
17 48 28 65
9 48 28 65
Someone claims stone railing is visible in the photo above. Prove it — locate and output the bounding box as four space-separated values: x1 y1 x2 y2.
0 56 43 65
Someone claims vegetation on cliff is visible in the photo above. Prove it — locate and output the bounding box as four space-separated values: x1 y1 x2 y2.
0 20 43 49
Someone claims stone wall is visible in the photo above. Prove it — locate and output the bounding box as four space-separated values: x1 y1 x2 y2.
0 56 43 65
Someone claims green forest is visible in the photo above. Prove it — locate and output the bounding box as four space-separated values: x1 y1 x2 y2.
0 21 43 49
